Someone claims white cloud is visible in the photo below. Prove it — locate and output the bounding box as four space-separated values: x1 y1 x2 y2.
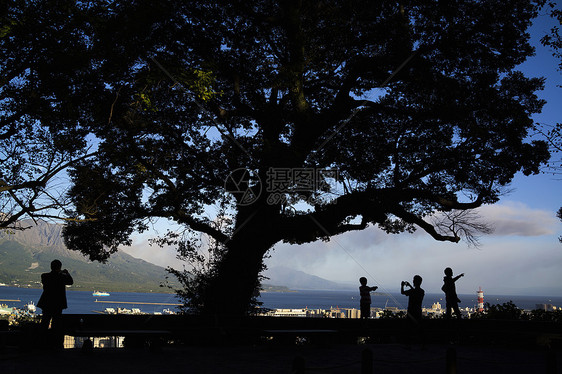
121 237 184 269
478 202 559 237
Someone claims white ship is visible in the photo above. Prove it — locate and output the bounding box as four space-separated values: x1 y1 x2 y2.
92 291 110 297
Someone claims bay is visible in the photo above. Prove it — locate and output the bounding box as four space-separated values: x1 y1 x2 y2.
0 286 181 314
1 286 561 314
258 290 562 311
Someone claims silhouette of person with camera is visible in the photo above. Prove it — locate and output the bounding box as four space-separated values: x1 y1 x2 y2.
401 275 425 323
37 259 73 348
401 275 425 346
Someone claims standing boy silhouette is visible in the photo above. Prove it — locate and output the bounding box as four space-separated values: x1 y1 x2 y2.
441 267 464 319
359 277 378 319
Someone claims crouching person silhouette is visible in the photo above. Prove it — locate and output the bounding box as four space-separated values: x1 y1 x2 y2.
37 259 73 348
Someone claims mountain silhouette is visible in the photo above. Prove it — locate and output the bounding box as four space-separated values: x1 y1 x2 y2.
0 220 173 292
264 266 352 290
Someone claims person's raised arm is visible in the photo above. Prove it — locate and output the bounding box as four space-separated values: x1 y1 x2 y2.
453 273 464 282
61 269 74 285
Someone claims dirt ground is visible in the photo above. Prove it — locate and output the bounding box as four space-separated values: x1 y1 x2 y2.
1 342 560 374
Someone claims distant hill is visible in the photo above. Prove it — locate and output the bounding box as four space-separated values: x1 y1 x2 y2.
263 266 353 290
0 220 174 293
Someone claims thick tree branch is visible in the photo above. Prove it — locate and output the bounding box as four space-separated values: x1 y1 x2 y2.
276 185 488 245
398 187 489 210
173 209 230 244
388 203 461 243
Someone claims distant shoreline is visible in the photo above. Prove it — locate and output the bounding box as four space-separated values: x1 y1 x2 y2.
260 285 297 293
2 286 561 313
0 284 176 294
3 284 560 300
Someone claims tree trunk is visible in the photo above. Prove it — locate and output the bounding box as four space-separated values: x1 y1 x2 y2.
201 206 278 316
201 238 272 316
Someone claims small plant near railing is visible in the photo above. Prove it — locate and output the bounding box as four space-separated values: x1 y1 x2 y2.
473 301 562 322
483 301 525 320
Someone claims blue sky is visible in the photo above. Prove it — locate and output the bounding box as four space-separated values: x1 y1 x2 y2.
124 11 562 297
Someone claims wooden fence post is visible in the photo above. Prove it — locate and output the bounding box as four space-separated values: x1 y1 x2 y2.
292 356 305 374
446 346 457 374
546 348 557 374
361 347 373 374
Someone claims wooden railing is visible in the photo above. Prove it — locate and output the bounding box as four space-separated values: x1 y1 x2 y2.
57 314 562 348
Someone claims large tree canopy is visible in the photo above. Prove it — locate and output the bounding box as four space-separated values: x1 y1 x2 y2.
1 1 95 230
3 0 550 314
540 2 561 241
539 3 561 176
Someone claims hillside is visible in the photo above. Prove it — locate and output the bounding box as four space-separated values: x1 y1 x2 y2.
263 266 353 290
0 220 174 293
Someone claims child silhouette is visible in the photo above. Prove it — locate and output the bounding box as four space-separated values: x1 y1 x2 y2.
359 277 378 319
441 267 464 319
401 275 425 323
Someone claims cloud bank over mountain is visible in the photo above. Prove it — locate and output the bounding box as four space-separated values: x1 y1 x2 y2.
478 202 559 236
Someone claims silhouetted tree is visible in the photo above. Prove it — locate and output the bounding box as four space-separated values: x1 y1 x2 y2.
431 210 494 248
0 1 95 230
557 208 562 243
484 301 525 320
3 1 551 315
539 2 562 240
541 4 562 71
529 308 562 322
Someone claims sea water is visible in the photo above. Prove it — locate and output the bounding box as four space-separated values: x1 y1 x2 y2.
0 286 181 314
1 286 561 314
258 289 562 311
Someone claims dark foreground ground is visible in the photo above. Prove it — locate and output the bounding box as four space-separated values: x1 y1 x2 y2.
2 316 561 373
1 342 560 374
